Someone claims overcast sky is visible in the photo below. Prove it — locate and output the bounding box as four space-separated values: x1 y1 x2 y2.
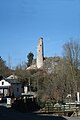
0 0 80 68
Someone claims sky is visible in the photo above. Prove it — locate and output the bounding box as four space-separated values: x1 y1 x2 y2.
0 0 80 68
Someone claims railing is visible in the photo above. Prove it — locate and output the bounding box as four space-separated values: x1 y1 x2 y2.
42 102 80 116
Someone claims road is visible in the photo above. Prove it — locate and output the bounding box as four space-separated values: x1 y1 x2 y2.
0 105 66 120
0 105 80 120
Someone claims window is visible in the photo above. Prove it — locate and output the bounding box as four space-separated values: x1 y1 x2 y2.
2 82 4 85
17 88 19 92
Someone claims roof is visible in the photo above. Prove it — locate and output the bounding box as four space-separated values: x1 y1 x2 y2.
7 74 17 79
0 75 21 84
6 74 21 84
0 79 11 88
6 79 21 84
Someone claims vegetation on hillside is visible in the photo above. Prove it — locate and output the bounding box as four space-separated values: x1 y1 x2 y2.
0 40 80 104
0 56 13 78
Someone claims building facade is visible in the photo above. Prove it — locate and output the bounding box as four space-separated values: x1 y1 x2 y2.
0 75 23 98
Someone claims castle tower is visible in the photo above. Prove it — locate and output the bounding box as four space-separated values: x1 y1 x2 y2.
36 37 44 68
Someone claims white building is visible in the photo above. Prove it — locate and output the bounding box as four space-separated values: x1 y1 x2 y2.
0 79 11 96
0 75 23 98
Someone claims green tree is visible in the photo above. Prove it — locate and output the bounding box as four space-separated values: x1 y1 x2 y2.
27 52 34 67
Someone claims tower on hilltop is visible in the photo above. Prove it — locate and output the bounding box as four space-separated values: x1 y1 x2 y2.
36 37 44 68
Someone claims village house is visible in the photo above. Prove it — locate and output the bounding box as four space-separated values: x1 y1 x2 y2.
0 74 23 99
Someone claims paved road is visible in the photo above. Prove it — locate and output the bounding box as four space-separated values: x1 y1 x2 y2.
0 105 80 120
0 105 66 120
65 116 80 120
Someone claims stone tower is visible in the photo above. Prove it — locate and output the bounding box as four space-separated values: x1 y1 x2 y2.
36 37 44 68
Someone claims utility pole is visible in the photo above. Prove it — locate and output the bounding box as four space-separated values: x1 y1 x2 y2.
37 78 39 102
29 77 31 95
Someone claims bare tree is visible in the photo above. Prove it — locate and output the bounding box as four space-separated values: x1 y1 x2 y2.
63 40 80 96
